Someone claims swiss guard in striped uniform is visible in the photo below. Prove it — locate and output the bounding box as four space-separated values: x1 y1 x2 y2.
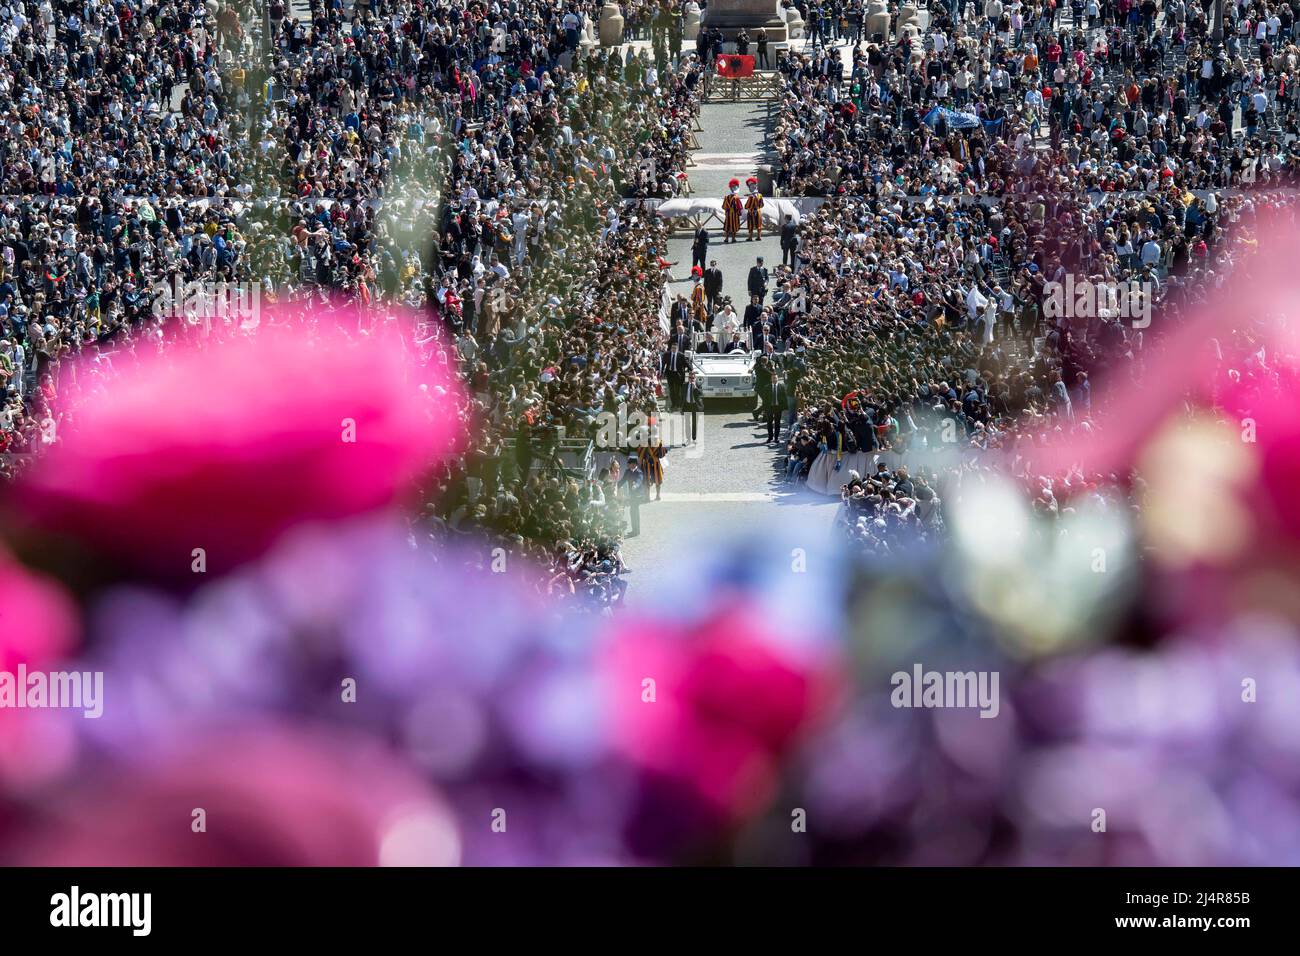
721 178 743 244
636 432 666 502
744 176 764 241
690 265 708 324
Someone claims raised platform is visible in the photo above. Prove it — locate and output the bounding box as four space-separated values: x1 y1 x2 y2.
701 0 789 43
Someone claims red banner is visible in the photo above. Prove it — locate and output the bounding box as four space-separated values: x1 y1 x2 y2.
716 55 756 78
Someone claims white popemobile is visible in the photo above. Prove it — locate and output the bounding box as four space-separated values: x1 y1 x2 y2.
687 332 756 402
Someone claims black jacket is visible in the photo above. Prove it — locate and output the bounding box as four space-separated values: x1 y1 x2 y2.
703 266 723 295
758 378 788 410
662 349 688 379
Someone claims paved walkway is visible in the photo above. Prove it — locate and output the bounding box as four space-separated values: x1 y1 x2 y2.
619 98 839 606
682 97 774 200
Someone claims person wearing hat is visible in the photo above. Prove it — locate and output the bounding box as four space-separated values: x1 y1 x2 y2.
722 178 743 243
636 422 667 502
744 177 765 241
689 266 707 324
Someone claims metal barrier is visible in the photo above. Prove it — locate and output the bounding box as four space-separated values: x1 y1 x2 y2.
499 437 596 478
704 71 786 102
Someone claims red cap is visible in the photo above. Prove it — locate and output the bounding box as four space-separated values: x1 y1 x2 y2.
728 178 740 188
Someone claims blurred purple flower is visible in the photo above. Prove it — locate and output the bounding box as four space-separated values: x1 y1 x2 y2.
781 608 1300 865
73 517 635 865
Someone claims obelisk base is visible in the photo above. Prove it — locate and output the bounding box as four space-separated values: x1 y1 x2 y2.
701 0 789 43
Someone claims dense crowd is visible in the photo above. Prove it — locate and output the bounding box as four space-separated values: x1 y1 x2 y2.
769 0 1300 553
776 0 1300 196
780 185 1299 553
7 0 1299 576
0 0 707 603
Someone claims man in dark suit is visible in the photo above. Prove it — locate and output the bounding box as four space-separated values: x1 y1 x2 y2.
743 294 764 333
691 227 709 271
697 333 721 353
755 357 787 443
661 339 688 409
724 332 747 352
703 259 724 314
708 26 725 64
769 308 787 342
747 256 769 302
752 350 773 421
667 320 691 354
753 322 779 354
670 294 690 330
780 344 807 438
682 371 703 442
619 454 646 536
780 215 799 268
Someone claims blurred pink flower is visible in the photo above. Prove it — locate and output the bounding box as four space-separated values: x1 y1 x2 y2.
12 305 462 576
4 725 460 866
0 548 77 671
602 604 839 830
0 551 80 797
1227 379 1300 543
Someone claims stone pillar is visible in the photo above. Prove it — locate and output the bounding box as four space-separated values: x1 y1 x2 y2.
784 4 804 39
865 0 890 41
685 2 702 40
899 24 922 63
702 0 788 43
897 2 920 35
598 2 624 47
